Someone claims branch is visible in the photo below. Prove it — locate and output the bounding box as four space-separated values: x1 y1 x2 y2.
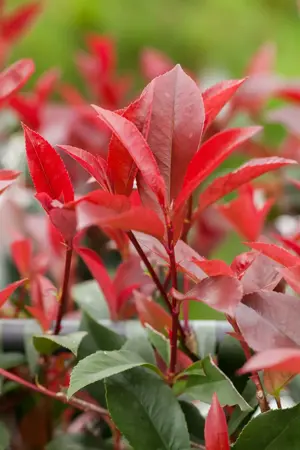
54 243 73 335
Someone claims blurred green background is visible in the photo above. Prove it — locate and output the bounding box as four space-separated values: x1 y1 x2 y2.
8 0 300 87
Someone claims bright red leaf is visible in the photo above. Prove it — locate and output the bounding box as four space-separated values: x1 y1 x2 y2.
11 239 32 277
218 184 274 241
0 59 34 104
175 126 261 210
192 258 235 277
0 169 20 194
23 124 74 203
205 393 230 450
0 279 26 309
197 157 296 213
245 241 300 267
239 348 300 375
0 2 40 42
134 291 172 334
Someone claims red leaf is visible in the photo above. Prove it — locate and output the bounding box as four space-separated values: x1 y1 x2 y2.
23 124 74 203
76 247 117 320
1 2 40 42
274 234 300 257
139 65 205 203
239 348 300 375
25 305 50 332
218 184 274 241
205 393 230 450
239 252 282 294
202 78 245 131
198 157 296 213
76 192 165 240
192 258 234 277
245 241 300 267
134 291 172 334
11 239 32 277
246 42 276 76
0 169 20 194
280 264 300 294
176 127 261 210
0 279 26 308
35 68 59 103
58 145 111 192
92 105 167 207
172 275 243 316
0 59 34 104
86 34 115 75
140 47 175 80
236 290 300 352
27 274 58 331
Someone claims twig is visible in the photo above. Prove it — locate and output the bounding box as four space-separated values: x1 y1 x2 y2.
275 396 282 409
127 231 198 362
0 367 109 418
190 442 205 449
54 242 73 335
227 316 270 413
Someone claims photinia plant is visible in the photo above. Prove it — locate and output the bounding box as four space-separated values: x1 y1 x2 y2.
3 10 300 449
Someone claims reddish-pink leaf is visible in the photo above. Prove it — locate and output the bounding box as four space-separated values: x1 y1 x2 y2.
25 305 50 332
239 252 282 294
0 59 34 104
1 2 40 42
0 279 26 308
280 264 300 294
36 68 59 103
86 34 115 74
274 234 300 257
48 205 77 243
202 79 245 131
76 193 165 239
236 290 300 352
140 47 174 80
176 127 261 210
246 42 276 76
192 258 234 277
205 393 230 450
58 145 111 192
198 157 296 213
239 348 300 375
23 124 74 203
0 169 20 194
138 65 205 203
76 247 117 320
11 239 32 277
245 241 300 267
134 291 172 334
172 275 243 316
92 104 167 206
218 184 274 241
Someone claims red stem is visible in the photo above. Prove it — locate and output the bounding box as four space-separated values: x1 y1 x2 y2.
227 316 270 413
54 242 73 335
166 219 179 376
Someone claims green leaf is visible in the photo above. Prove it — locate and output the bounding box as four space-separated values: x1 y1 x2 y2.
122 335 156 365
0 421 9 450
72 279 110 320
233 403 300 449
0 352 26 369
175 356 251 411
228 380 257 435
179 400 205 445
106 367 191 450
68 349 160 398
146 325 170 365
46 433 101 450
33 332 87 356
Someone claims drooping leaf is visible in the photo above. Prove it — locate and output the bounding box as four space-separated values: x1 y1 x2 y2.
202 78 245 130
23 125 74 203
245 241 300 267
0 279 26 308
239 348 300 375
205 393 230 450
176 127 261 210
264 369 295 397
198 157 296 212
172 275 243 316
0 169 20 195
33 332 87 356
232 403 300 450
236 291 300 352
106 367 191 450
75 247 117 320
59 145 111 192
0 59 34 104
92 105 167 206
68 349 160 398
134 291 172 334
176 356 251 411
